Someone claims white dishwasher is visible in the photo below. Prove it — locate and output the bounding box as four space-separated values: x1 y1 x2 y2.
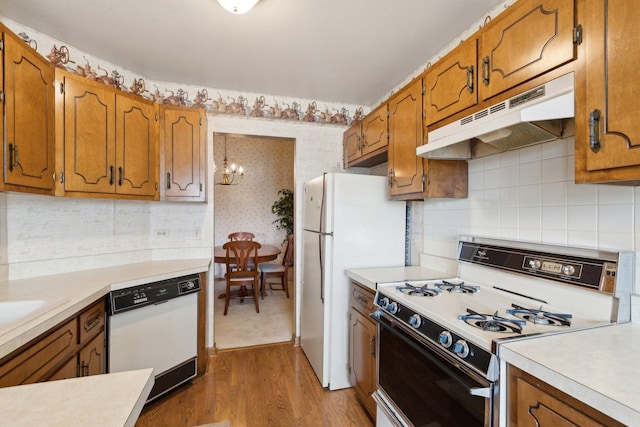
107 274 200 403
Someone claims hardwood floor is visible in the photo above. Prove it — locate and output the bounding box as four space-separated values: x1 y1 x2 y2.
135 343 374 427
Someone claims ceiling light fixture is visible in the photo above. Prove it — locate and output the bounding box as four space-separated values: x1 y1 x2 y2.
217 0 259 14
217 136 245 185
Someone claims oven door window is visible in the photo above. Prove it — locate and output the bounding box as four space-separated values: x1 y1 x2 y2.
378 322 491 427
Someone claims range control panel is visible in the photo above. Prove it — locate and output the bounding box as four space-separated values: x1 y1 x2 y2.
108 274 200 315
458 241 618 293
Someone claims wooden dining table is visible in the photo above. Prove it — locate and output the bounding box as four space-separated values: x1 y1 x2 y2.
213 244 281 264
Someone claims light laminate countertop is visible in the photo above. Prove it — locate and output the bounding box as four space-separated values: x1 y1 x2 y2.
346 266 453 292
0 368 154 427
499 322 640 426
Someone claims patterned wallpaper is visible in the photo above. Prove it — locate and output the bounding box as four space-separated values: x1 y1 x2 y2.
0 17 368 127
213 133 294 262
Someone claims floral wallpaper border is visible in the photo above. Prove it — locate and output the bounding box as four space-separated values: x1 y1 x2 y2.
8 20 367 127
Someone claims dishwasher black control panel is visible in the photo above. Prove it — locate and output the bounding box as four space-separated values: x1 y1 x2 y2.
108 274 201 315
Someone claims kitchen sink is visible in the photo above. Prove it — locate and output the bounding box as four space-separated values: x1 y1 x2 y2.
0 299 68 335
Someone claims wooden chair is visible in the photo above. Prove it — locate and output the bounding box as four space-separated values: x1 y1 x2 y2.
222 240 261 315
259 234 293 299
228 232 255 241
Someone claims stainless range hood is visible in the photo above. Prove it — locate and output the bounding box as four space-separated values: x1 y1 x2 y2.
417 72 575 159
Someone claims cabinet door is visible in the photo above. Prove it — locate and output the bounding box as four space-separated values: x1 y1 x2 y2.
62 73 116 194
0 318 77 387
343 123 361 167
425 37 478 126
2 30 55 192
579 1 640 176
361 104 388 157
388 79 424 197
79 331 105 377
349 308 376 419
47 356 78 381
115 93 158 197
162 106 206 201
479 0 575 101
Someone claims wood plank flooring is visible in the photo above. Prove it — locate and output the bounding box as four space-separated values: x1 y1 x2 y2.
135 343 374 427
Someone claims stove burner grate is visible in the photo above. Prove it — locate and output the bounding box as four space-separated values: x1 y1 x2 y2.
459 309 526 334
506 304 572 326
396 283 441 297
435 280 480 294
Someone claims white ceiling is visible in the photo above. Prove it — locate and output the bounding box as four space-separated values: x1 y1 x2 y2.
0 0 504 106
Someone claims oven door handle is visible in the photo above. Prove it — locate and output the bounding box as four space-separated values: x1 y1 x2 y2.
372 310 492 396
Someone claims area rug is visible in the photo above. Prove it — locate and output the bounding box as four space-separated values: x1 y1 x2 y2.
214 278 294 349
194 422 230 427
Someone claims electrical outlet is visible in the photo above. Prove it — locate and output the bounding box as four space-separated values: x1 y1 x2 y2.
193 228 201 240
155 229 169 238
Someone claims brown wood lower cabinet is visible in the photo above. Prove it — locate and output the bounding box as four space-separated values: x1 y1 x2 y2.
349 281 377 420
0 299 106 387
507 365 624 427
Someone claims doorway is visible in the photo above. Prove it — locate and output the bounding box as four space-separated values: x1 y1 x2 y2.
212 132 295 349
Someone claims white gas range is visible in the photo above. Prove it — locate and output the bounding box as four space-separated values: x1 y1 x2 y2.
372 237 632 427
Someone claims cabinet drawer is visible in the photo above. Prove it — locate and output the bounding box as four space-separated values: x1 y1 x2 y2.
351 283 375 316
0 318 78 387
79 300 105 344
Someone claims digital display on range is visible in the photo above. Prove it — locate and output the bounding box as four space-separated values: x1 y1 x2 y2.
541 261 563 274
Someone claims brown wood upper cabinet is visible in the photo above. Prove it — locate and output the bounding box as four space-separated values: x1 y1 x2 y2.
1 25 56 195
56 69 159 199
478 0 576 101
388 77 467 200
424 37 478 126
575 0 640 184
160 105 206 202
343 103 388 168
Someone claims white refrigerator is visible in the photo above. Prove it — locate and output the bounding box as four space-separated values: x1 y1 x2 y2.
301 173 406 390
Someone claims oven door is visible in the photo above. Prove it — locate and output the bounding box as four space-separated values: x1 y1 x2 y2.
372 311 497 427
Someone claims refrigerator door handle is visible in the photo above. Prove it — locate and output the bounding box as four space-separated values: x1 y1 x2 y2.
318 233 324 303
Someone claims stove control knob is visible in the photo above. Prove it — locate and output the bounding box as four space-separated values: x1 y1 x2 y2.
387 302 399 314
529 259 542 269
378 297 389 308
562 265 575 276
438 331 453 348
408 314 422 328
453 340 470 358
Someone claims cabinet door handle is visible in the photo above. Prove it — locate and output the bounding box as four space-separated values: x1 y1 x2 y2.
81 361 89 377
466 65 474 93
109 165 115 185
84 314 102 332
482 56 490 86
8 143 17 171
369 336 375 356
589 109 602 153
388 169 394 188
166 172 171 189
118 166 123 186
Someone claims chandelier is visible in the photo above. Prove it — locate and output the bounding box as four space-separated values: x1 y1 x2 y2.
217 136 245 185
217 0 259 14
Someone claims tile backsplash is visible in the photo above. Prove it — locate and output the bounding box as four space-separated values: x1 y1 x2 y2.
420 136 638 291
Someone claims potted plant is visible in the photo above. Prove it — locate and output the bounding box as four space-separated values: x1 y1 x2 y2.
271 189 294 237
